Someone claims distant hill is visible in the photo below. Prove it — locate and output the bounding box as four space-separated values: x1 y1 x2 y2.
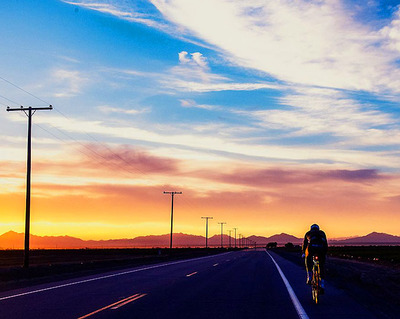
0 230 399 249
0 231 229 249
0 231 87 249
248 233 302 245
332 232 400 245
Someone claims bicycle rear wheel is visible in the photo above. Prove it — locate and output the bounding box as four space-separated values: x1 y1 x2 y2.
311 265 320 304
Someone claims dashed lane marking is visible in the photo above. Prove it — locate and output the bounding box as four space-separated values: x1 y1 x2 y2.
186 272 198 277
0 252 232 301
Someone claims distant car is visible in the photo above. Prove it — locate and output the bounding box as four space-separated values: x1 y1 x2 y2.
266 242 277 249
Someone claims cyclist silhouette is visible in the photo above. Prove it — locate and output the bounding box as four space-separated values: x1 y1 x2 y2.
302 224 328 290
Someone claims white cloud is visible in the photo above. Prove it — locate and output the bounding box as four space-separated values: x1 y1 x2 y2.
33 114 400 169
61 1 204 47
98 105 150 115
171 50 216 83
237 86 400 146
380 8 400 53
190 52 207 68
178 51 191 64
51 68 89 97
151 0 400 93
63 1 152 22
171 80 279 92
179 99 215 110
163 51 280 92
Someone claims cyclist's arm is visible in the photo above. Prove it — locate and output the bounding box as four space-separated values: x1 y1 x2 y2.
302 234 308 254
320 231 328 253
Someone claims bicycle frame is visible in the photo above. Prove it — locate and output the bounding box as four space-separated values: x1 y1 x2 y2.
311 255 321 304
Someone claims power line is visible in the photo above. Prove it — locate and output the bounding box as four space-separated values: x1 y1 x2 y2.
1 75 205 220
41 102 151 177
0 93 21 106
0 76 50 105
0 75 173 179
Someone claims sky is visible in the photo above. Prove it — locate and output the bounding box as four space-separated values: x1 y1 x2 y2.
1 0 400 240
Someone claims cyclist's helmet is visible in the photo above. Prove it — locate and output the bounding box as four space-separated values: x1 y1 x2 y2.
310 224 320 231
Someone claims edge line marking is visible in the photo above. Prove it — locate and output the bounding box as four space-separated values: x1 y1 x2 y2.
265 250 310 319
0 252 232 301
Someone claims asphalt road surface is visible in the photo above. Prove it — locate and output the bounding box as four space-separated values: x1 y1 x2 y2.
0 249 378 319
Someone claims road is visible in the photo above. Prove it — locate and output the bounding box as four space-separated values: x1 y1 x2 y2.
0 249 378 319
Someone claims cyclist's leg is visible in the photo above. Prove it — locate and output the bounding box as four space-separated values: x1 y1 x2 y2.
318 253 326 290
319 254 326 279
305 254 313 284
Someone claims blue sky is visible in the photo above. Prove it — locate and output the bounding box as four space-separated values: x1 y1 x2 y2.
2 0 400 239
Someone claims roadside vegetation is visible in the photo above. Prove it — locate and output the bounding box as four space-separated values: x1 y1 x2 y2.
328 246 400 266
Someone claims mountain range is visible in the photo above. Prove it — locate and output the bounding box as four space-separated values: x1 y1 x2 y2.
0 231 399 249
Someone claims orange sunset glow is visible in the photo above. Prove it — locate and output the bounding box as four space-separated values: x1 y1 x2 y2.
1 143 400 241
2 0 400 245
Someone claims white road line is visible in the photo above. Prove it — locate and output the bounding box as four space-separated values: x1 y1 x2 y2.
265 251 310 319
213 263 219 266
0 252 232 301
186 272 198 277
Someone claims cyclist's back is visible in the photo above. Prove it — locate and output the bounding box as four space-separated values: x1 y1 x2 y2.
302 224 328 288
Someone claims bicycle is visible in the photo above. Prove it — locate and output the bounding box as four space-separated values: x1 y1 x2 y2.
311 255 322 304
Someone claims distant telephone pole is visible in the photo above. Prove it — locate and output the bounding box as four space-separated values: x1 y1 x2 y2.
228 230 232 248
233 228 238 248
163 191 182 250
7 105 52 268
218 222 226 248
201 216 213 248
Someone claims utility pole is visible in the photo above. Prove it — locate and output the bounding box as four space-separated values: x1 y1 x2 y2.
7 105 52 268
233 228 238 248
228 230 232 248
201 216 213 248
163 191 182 250
218 222 226 248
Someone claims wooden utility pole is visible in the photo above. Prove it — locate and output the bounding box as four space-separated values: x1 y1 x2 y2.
233 228 238 248
7 105 52 268
218 222 226 248
163 191 182 250
201 216 213 248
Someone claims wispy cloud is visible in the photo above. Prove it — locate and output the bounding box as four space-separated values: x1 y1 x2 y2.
179 99 215 110
31 113 400 169
162 51 280 92
50 68 89 97
237 86 399 147
98 105 150 115
151 0 400 94
79 144 180 174
61 0 210 48
203 167 385 189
